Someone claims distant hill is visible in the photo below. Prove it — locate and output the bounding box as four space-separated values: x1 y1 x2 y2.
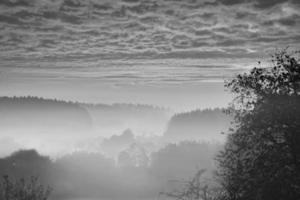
164 108 232 142
0 96 92 136
0 96 171 137
83 102 171 136
0 96 171 156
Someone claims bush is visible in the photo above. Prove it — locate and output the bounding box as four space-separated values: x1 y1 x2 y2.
160 170 223 200
0 175 52 200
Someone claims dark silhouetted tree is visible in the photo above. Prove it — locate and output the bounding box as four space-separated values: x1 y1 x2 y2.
217 49 300 200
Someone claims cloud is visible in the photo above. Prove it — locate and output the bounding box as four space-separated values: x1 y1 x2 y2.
253 0 287 9
219 0 287 9
0 0 299 85
0 0 299 59
263 14 299 27
0 0 34 7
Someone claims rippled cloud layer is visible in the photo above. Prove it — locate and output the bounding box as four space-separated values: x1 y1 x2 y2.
0 0 299 85
1 0 299 59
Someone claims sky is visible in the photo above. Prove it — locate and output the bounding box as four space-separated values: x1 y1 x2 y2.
0 0 300 111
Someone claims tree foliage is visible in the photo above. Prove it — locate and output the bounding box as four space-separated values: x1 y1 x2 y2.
161 170 222 200
217 49 300 200
0 175 52 200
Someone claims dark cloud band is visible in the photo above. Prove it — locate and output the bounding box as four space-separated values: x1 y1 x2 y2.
0 0 299 60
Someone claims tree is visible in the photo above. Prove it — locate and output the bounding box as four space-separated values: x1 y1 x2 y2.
0 175 52 200
216 49 300 200
160 170 222 200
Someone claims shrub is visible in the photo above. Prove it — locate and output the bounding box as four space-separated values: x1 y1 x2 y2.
0 175 52 200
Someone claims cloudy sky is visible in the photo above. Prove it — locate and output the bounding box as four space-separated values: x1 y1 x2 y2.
0 0 299 110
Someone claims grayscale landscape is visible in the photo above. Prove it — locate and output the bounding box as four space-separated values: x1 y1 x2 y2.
0 0 299 200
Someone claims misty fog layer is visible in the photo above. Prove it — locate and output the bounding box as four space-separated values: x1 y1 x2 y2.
0 97 170 157
0 96 230 157
0 142 222 200
1 0 299 199
0 96 231 200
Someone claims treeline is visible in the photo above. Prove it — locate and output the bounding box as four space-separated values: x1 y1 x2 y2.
164 108 232 142
0 141 221 200
0 96 168 112
85 102 169 113
0 96 93 134
0 96 171 138
0 96 79 107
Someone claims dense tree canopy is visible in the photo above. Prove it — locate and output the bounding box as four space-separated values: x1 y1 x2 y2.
217 50 300 200
0 175 51 200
